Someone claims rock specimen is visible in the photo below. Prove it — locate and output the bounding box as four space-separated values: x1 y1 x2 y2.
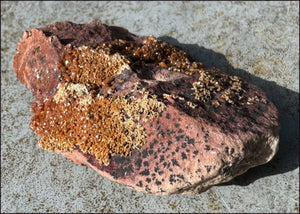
13 21 280 195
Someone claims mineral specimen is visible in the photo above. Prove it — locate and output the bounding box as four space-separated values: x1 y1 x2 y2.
13 21 280 195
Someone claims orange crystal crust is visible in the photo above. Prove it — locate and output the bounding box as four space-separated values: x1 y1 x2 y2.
30 36 205 165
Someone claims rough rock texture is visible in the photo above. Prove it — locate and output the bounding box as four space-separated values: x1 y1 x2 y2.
13 21 280 195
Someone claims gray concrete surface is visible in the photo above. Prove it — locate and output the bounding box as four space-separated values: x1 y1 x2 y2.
1 1 299 213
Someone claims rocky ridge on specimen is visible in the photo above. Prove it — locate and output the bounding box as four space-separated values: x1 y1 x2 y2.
13 21 280 195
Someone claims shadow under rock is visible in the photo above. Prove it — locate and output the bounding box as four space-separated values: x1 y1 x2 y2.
159 36 299 186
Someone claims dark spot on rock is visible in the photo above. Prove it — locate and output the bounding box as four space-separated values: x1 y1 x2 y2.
196 168 201 173
154 166 159 172
175 147 179 152
135 158 142 170
160 155 165 163
158 171 164 175
204 133 209 138
172 151 175 155
205 165 212 173
169 174 176 184
166 113 171 119
137 152 141 158
110 171 118 180
142 149 148 158
177 174 184 180
182 142 187 148
225 146 229 154
171 159 180 167
163 162 167 168
87 158 92 163
178 128 183 133
150 142 155 149
149 149 154 155
136 181 143 187
230 148 235 155
175 123 180 128
157 148 161 153
175 136 181 141
204 145 210 151
145 185 151 192
168 140 173 146
146 178 151 183
158 130 165 138
163 162 171 168
140 169 150 176
186 149 190 153
155 180 162 186
39 55 45 63
143 161 149 167
181 152 187 160
187 138 195 144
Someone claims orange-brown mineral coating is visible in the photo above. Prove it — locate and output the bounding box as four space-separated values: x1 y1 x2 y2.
98 35 205 74
31 91 145 165
58 36 205 82
30 81 166 165
30 36 200 165
58 45 130 87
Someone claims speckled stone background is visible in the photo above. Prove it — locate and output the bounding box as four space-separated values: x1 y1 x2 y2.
1 1 299 213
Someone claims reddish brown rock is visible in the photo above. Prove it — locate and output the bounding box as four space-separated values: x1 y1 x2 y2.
13 21 280 195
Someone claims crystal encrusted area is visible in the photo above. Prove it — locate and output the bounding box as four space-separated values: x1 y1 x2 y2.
29 35 266 165
30 83 165 165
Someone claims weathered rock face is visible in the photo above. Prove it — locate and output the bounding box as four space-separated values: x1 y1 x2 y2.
13 21 280 195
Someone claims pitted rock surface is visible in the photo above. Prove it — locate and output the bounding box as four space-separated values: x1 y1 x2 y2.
13 21 280 195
